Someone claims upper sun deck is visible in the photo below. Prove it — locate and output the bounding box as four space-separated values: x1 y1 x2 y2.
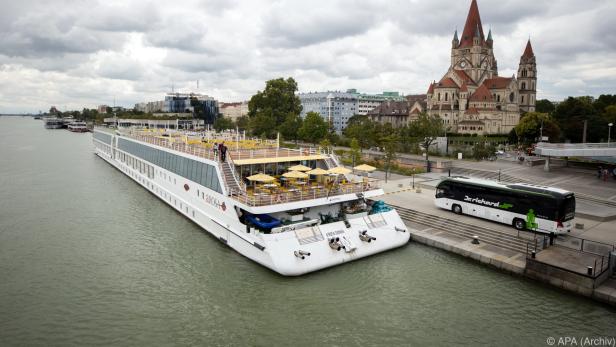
109 128 382 207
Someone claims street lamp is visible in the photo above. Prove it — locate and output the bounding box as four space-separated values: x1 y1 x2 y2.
609 123 614 145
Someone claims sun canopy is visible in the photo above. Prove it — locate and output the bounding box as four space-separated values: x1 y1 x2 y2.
283 171 309 179
328 166 351 175
246 173 276 182
307 168 329 175
288 164 311 171
354 164 376 172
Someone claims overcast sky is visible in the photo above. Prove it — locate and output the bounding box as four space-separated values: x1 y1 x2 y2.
1 0 615 113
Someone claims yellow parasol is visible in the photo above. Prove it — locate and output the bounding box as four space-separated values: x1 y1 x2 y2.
283 171 309 179
306 168 329 175
353 164 376 172
288 164 311 171
328 166 351 175
246 173 276 182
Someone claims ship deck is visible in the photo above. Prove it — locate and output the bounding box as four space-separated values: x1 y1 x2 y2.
118 130 380 207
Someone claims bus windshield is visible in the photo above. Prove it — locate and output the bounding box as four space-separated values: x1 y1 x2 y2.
559 194 575 221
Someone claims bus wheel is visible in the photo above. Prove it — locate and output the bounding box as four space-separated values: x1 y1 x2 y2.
513 218 526 231
452 204 462 215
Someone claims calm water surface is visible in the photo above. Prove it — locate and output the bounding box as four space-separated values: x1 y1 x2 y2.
0 117 614 346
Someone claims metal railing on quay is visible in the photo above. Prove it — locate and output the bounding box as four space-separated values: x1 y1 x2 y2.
553 234 615 257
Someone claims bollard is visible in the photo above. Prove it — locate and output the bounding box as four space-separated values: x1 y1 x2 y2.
587 266 593 276
531 251 536 259
472 236 480 244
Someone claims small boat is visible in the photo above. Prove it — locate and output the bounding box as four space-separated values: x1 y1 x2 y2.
245 214 282 230
68 121 89 132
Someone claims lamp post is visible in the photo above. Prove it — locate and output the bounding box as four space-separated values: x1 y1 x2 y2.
609 123 614 146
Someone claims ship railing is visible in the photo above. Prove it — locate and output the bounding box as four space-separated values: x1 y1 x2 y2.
230 147 321 160
230 179 380 207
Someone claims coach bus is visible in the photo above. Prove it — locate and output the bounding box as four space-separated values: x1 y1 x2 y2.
434 177 575 234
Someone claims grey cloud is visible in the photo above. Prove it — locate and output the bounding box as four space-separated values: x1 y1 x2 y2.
261 0 382 48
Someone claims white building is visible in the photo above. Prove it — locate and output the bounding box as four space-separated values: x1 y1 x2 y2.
220 101 249 121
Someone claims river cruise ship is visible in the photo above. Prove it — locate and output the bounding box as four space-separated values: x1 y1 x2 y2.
92 127 409 275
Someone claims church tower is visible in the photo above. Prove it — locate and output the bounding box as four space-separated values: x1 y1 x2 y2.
518 39 537 113
450 0 497 83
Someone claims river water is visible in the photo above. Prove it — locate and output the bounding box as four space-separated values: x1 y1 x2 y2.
0 117 614 346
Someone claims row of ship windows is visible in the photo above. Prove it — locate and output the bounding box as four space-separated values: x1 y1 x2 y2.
118 138 222 194
119 161 198 219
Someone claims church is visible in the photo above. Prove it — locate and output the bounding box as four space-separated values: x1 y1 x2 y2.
425 0 537 135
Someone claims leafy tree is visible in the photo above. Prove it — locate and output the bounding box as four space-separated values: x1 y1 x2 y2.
535 99 555 114
249 112 277 138
515 112 560 144
381 134 399 182
552 97 603 142
472 141 496 161
344 115 376 151
319 138 332 154
299 112 328 144
248 77 302 137
214 116 235 132
349 138 361 168
235 115 250 131
408 113 445 172
279 113 303 143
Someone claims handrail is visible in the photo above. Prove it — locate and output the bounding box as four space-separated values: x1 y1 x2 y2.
231 180 380 207
225 156 246 192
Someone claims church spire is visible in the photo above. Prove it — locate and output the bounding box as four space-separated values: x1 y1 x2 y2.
459 0 485 48
522 39 534 59
487 28 492 41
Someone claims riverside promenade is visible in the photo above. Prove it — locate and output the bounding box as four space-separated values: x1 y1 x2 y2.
372 163 616 306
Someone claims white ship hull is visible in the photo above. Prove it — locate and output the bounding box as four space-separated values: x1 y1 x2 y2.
93 131 410 275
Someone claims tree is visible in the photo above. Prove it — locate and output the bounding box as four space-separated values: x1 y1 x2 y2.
515 112 560 145
248 77 302 137
279 113 303 143
349 138 361 168
298 112 328 144
319 138 332 154
344 115 376 151
472 140 496 161
535 99 555 114
552 97 602 142
235 115 250 131
381 134 398 182
214 116 235 132
408 113 445 172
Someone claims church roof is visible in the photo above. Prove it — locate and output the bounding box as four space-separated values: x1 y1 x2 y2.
469 84 493 102
483 77 513 89
437 77 459 88
459 0 485 48
460 82 469 92
465 107 479 115
522 39 535 59
427 82 435 94
454 69 475 85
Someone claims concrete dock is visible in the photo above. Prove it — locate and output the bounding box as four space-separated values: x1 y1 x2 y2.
374 166 616 306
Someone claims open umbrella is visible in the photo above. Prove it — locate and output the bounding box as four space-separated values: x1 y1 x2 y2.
306 168 329 175
246 173 276 182
283 171 309 179
288 164 311 171
354 164 376 172
328 166 351 175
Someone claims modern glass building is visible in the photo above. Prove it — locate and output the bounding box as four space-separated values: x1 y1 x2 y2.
164 93 219 125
